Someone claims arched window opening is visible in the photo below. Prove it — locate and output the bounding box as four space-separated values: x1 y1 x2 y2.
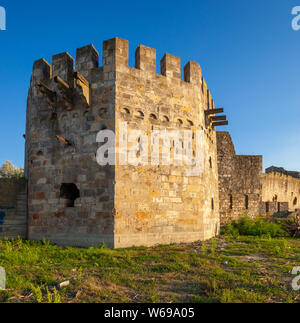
134 111 144 119
149 113 157 120
60 183 80 208
177 119 183 126
122 108 130 115
162 116 170 122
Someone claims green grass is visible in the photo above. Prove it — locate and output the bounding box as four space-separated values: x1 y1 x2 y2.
0 235 299 303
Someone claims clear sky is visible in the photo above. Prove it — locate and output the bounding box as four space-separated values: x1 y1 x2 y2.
0 0 299 171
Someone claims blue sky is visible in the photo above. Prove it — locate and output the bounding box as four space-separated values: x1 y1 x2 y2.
0 0 299 171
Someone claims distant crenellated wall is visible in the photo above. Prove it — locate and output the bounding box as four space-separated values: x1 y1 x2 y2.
262 172 300 212
26 37 222 248
216 132 262 225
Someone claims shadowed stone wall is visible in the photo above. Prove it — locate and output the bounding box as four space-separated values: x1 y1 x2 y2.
0 179 27 239
216 132 262 225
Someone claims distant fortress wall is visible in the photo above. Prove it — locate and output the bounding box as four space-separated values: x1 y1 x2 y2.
262 170 300 212
216 132 262 225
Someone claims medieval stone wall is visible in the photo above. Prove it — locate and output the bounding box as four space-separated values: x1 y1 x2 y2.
26 37 221 248
262 172 300 212
26 45 115 247
216 132 262 225
0 178 27 239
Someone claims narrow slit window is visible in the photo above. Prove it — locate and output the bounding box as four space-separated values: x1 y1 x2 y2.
245 195 249 210
293 197 297 206
266 202 269 213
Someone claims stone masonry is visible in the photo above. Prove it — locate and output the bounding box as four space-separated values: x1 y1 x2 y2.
262 168 300 213
0 37 297 245
0 178 27 239
216 132 263 225
25 37 223 248
216 132 300 224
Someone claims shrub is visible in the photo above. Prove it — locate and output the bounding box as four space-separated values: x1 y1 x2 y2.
223 216 289 238
222 221 239 237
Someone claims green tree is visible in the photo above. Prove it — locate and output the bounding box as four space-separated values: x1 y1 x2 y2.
0 161 24 179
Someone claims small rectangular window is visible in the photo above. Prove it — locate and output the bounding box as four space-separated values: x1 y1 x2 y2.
266 202 269 213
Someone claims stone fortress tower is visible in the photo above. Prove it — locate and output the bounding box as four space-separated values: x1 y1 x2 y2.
25 37 228 248
0 37 297 245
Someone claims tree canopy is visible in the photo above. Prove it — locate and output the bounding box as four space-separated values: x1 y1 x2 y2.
0 161 24 179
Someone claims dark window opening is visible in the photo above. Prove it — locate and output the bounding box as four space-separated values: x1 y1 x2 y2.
293 197 297 206
60 183 80 208
135 111 144 119
209 157 212 169
211 198 214 210
229 195 233 210
177 119 183 126
266 202 269 213
245 195 249 210
122 108 130 114
150 114 157 120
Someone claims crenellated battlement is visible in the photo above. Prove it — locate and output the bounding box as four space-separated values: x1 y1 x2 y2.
76 44 99 79
32 37 214 98
31 37 227 131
